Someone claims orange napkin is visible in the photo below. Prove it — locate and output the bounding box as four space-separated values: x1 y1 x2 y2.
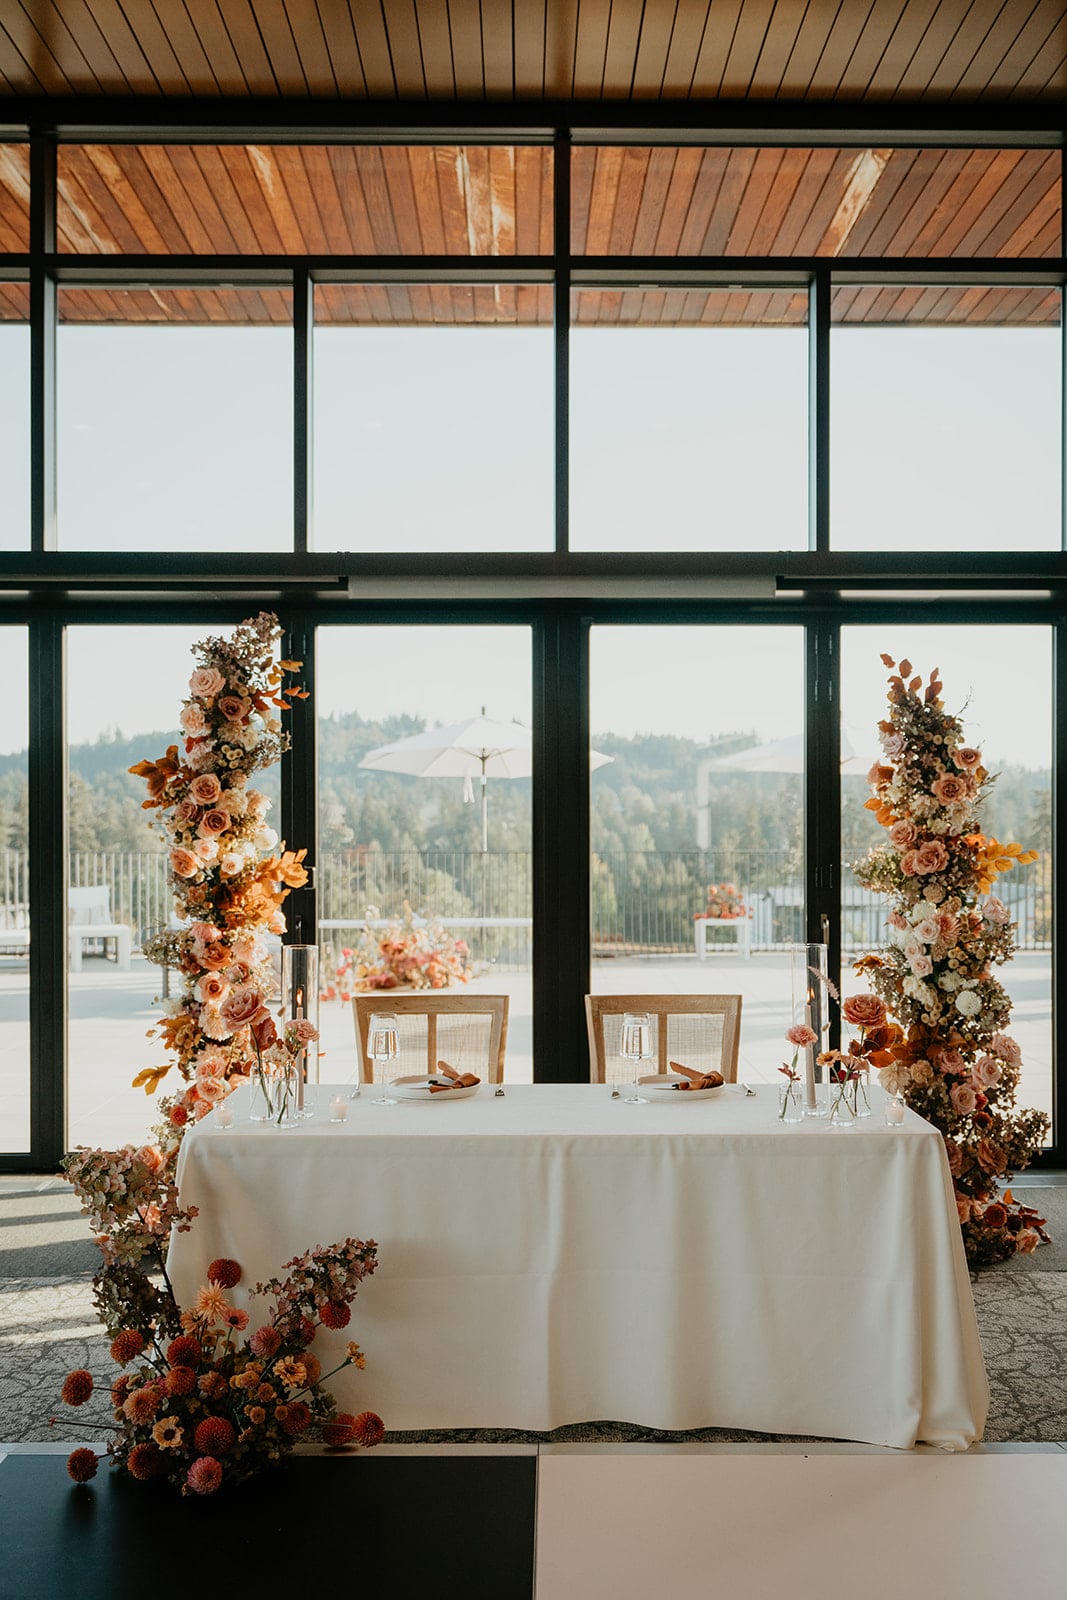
668 1060 725 1092
428 1059 482 1094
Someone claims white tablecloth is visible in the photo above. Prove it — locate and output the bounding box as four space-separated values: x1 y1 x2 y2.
169 1083 988 1449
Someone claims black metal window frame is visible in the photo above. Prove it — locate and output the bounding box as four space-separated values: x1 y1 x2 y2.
0 108 1064 1168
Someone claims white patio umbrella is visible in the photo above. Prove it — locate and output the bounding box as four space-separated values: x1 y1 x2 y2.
701 728 872 777
359 709 613 851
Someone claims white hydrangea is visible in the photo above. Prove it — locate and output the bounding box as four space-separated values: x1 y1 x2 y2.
955 989 981 1018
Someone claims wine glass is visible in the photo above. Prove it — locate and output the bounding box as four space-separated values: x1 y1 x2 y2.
617 1012 653 1104
368 1012 400 1105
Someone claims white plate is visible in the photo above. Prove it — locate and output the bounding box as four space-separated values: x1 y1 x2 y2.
638 1074 725 1102
390 1074 482 1101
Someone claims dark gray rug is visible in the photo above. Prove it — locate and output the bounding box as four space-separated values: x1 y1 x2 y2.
3 1178 1065 1446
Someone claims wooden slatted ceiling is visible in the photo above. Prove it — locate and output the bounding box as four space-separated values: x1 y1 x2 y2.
571 146 1061 257
44 140 1060 265
55 144 554 254
0 144 28 249
0 0 1064 100
0 280 29 318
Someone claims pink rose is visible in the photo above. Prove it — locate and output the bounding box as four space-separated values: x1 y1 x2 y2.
197 809 230 838
217 694 248 723
982 898 1010 926
189 666 226 699
931 773 971 804
944 1139 963 1176
170 848 199 880
955 1195 972 1224
913 840 948 874
1016 1231 1040 1255
219 985 271 1032
189 773 222 807
193 1074 227 1103
900 849 921 877
196 942 231 972
976 1137 1007 1176
219 853 244 878
953 746 981 770
880 730 905 759
973 1055 1001 1088
231 935 259 964
785 1023 818 1048
888 820 917 851
193 838 217 862
134 1144 164 1174
991 1032 1022 1067
197 972 228 1004
841 993 886 1028
887 910 908 930
950 1082 978 1115
180 703 209 737
908 953 933 977
190 921 220 942
936 1048 967 1075
175 799 200 824
915 917 941 943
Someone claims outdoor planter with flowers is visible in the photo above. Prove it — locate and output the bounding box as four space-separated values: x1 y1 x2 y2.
695 882 750 921
321 900 474 1000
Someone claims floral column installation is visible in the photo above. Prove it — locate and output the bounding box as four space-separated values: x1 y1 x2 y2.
853 655 1049 1265
128 611 311 1137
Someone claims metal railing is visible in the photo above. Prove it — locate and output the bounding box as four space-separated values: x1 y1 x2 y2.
0 847 1050 962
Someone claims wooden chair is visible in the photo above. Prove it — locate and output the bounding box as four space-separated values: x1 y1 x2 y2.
353 993 509 1085
584 994 742 1084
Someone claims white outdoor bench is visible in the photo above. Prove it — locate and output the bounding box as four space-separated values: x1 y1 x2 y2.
694 915 751 960
68 886 132 972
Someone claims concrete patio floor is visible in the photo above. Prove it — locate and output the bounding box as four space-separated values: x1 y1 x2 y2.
0 950 1052 1155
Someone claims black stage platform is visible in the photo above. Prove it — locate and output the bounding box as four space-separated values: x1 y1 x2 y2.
1 1452 537 1599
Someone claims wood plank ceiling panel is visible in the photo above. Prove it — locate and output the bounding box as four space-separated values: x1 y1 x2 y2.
480 0 518 98
750 0 814 97
601 0 647 99
380 0 429 97
313 0 368 96
202 0 277 95
0 2 87 93
629 0 679 96
689 0 748 96
719 0 779 95
912 0 1013 96
175 0 243 95
659 1 711 96
246 0 309 94
448 0 487 96
571 0 613 97
51 142 552 254
0 142 29 250
79 0 160 90
286 2 339 97
829 1 912 97
979 0 1067 93
783 1 873 97
0 283 30 317
892 0 996 97
512 0 547 95
37 0 133 90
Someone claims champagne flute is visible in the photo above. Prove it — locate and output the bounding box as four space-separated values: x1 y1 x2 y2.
368 1012 400 1105
618 1012 653 1104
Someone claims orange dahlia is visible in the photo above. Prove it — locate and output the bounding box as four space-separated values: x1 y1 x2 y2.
61 1369 94 1407
109 1330 145 1365
279 1401 312 1436
66 1448 98 1483
166 1365 197 1397
193 1416 236 1456
321 1412 358 1447
207 1258 242 1288
319 1301 351 1330
354 1411 385 1447
127 1443 161 1481
166 1335 202 1367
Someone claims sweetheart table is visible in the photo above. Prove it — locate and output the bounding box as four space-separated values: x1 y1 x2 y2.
168 1083 988 1450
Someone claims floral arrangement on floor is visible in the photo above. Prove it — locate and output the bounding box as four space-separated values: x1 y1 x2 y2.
695 882 750 920
128 611 310 1140
852 654 1050 1264
59 1151 381 1493
321 900 474 999
56 617 383 1493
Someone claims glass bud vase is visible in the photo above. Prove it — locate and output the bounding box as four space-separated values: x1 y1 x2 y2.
791 941 830 1118
778 1078 804 1123
249 1061 298 1128
828 1069 857 1127
854 1064 872 1117
282 944 319 1119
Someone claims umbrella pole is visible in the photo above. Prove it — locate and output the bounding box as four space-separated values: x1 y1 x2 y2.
481 769 488 854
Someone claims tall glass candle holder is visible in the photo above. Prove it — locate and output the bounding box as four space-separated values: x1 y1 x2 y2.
791 942 829 1118
281 944 319 1119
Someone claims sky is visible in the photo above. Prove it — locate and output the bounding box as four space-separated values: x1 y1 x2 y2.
0 617 1037 774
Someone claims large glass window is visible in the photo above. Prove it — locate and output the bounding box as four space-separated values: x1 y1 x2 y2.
0 282 29 550
830 285 1062 551
0 628 29 1152
570 288 808 551
57 145 553 255
313 284 554 552
316 626 533 1082
589 625 805 1082
841 625 1052 1127
57 286 293 551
